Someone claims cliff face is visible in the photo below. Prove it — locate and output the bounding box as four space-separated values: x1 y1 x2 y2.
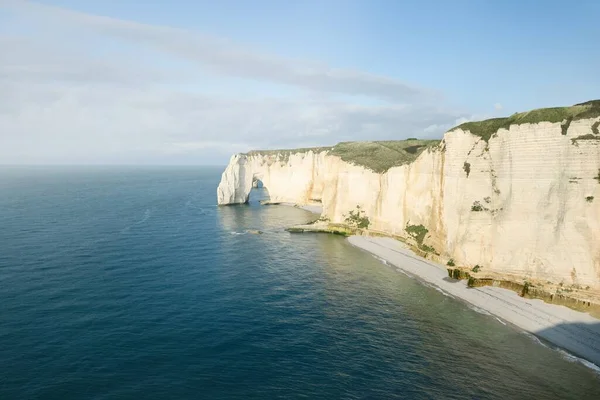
217 118 600 288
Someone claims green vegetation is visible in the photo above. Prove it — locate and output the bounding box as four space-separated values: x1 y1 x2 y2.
246 102 600 173
246 139 440 173
463 161 471 177
446 258 455 267
561 117 573 136
587 196 595 203
472 265 482 273
343 205 370 229
571 134 600 144
330 140 439 173
452 118 508 142
471 201 485 212
450 100 600 141
448 268 470 280
421 244 437 254
574 100 600 117
405 224 428 247
286 223 352 236
592 121 600 135
405 223 437 253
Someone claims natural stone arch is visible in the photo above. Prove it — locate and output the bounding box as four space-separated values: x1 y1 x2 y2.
247 173 269 203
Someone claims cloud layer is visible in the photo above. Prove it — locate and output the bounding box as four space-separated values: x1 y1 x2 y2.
0 1 468 164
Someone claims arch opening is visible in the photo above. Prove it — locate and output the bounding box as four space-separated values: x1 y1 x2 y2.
247 176 270 204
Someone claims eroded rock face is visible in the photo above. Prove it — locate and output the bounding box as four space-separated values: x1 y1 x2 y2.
217 151 330 205
217 154 253 204
217 118 600 288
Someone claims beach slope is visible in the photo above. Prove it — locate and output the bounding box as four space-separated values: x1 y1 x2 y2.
348 236 600 368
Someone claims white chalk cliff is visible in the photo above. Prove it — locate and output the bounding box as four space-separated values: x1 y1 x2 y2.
217 117 600 288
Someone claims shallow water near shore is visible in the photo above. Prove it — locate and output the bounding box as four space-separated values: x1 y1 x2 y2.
1 166 600 399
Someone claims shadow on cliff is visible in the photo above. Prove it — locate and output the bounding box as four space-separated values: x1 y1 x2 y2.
531 321 600 370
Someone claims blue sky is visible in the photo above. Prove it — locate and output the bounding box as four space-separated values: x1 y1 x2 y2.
1 0 599 164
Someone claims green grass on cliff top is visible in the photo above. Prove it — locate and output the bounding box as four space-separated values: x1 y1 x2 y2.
246 139 439 173
330 140 439 173
451 99 600 141
246 100 600 172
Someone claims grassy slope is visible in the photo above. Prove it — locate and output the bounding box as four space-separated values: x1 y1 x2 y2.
246 139 440 173
330 140 439 173
451 100 600 141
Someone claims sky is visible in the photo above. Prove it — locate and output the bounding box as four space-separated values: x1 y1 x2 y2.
1 0 599 165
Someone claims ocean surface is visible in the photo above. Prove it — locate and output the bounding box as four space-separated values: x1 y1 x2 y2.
1 166 599 400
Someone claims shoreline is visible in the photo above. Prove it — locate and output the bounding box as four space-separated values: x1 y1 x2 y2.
296 204 323 214
260 201 323 215
348 235 600 370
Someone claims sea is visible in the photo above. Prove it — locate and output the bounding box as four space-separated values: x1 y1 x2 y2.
1 166 599 399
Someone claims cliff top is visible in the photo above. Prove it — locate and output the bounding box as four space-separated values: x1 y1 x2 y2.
330 140 439 173
246 139 439 173
246 146 332 158
244 100 600 173
451 99 600 141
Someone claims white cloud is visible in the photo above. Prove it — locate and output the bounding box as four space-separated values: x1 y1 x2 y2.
0 79 462 164
494 103 503 110
0 1 468 164
4 0 435 103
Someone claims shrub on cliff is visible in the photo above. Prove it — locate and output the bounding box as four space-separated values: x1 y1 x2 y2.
592 121 600 135
405 224 428 246
404 224 439 254
344 205 370 229
463 162 471 177
471 201 485 212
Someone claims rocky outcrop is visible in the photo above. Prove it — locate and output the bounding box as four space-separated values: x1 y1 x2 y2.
217 116 600 288
217 150 330 206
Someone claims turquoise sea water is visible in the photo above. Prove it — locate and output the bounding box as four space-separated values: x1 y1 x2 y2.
1 166 599 399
